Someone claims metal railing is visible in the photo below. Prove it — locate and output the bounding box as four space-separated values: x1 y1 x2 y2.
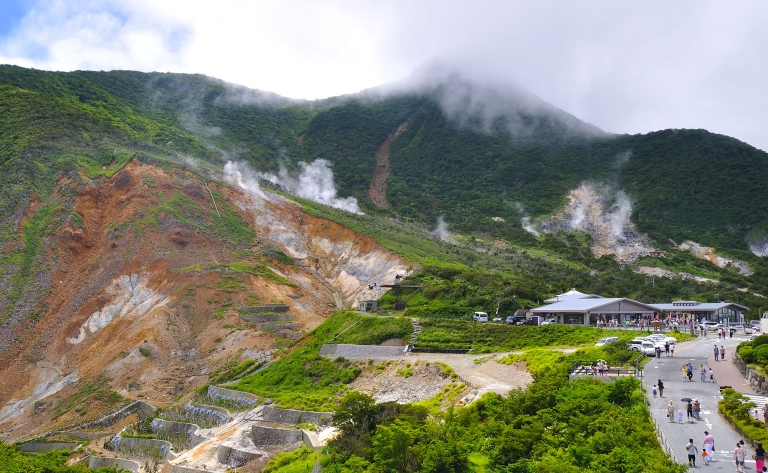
650 411 679 464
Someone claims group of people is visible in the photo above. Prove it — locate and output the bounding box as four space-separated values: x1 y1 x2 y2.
679 363 714 382
714 344 727 361
589 361 611 376
686 437 765 472
665 398 702 423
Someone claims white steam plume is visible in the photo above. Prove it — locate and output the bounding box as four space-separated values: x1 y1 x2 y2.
432 216 453 242
226 159 362 214
609 190 632 239
514 203 540 237
224 161 268 198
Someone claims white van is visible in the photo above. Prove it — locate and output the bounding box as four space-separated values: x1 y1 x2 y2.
473 312 489 323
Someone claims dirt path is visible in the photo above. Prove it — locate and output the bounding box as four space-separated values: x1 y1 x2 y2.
368 120 410 209
347 352 533 397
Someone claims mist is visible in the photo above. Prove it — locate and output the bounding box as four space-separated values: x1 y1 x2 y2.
225 159 362 214
609 190 632 239
432 216 453 242
514 203 541 237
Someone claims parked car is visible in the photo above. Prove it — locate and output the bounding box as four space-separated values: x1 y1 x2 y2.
506 315 527 325
699 322 722 331
646 334 677 345
540 319 558 325
629 339 656 355
744 325 753 334
492 317 503 323
472 312 489 322
595 336 619 347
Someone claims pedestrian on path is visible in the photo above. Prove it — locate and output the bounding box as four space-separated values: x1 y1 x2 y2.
701 364 707 382
703 431 715 458
688 363 694 381
754 442 765 471
721 345 727 361
658 379 665 397
687 401 694 421
668 400 676 422
710 368 715 383
656 346 662 362
736 442 747 472
687 439 699 467
693 399 701 420
678 409 684 424
653 385 657 397
665 342 670 356
715 344 720 361
671 344 675 357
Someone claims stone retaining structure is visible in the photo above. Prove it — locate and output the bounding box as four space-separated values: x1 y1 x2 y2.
733 351 768 394
150 419 201 446
208 385 259 408
19 442 79 451
319 344 407 358
216 444 263 464
239 304 290 313
110 436 172 459
257 322 304 332
251 425 303 446
54 431 112 440
262 406 331 426
185 402 231 425
240 313 294 323
88 457 141 472
167 465 207 473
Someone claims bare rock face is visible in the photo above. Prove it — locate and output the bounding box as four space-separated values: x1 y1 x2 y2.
539 183 654 262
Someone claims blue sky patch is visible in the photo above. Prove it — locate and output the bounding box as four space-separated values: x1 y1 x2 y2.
0 0 30 37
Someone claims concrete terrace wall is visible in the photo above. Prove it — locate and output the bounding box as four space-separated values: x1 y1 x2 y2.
150 419 201 447
185 403 231 425
208 385 259 408
262 406 331 426
251 425 303 446
111 436 172 459
54 431 111 440
319 344 407 358
239 304 290 313
88 456 141 472
240 313 294 323
167 466 207 473
216 444 262 465
19 442 79 451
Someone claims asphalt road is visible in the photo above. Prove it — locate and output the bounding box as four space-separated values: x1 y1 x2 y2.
645 332 756 471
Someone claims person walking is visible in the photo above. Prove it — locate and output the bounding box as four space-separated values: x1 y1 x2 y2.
688 363 694 382
671 344 675 357
701 364 707 382
735 442 747 473
693 399 701 420
687 401 694 422
677 409 684 424
715 344 720 361
667 400 676 422
686 439 699 467
658 379 665 397
665 342 670 356
703 431 715 458
721 345 727 361
754 442 765 472
710 368 715 383
656 346 662 363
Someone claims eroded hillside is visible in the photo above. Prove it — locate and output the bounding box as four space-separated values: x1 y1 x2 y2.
0 159 409 438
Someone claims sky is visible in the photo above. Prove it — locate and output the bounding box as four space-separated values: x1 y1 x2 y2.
1 0 767 151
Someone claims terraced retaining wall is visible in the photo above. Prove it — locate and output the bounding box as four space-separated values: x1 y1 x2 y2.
262 406 330 426
208 386 259 408
19 442 79 451
88 457 140 472
53 431 111 440
216 444 262 464
167 466 207 473
240 313 294 323
185 403 230 425
150 419 201 446
239 304 290 313
251 425 303 446
110 436 172 459
319 344 407 358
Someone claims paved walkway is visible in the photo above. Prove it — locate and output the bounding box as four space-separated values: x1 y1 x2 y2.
645 335 756 471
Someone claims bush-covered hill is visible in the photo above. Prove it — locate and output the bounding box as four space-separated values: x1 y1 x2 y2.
2 65 768 323
3 65 768 256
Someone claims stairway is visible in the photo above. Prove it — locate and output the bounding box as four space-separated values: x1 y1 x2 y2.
407 318 421 352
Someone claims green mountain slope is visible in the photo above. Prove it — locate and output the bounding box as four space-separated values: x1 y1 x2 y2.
2 65 768 317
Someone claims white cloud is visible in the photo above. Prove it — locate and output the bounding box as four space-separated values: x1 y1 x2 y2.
1 0 767 150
